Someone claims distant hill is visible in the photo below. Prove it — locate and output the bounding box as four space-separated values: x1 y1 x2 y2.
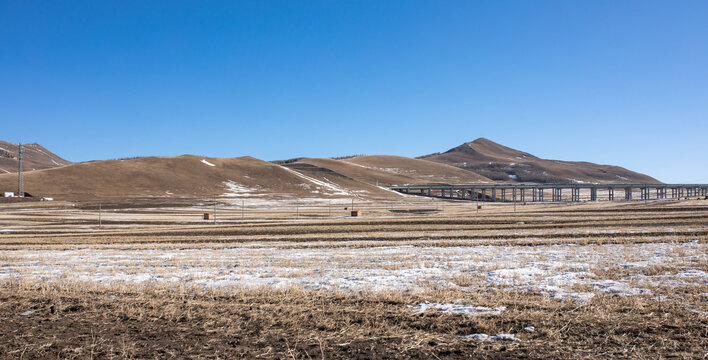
0 141 71 174
0 155 399 201
419 138 661 184
285 155 492 188
0 138 663 201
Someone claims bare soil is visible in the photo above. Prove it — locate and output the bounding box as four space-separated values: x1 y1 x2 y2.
1 285 706 359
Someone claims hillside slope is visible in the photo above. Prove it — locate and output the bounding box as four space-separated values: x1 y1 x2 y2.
0 155 395 201
420 138 661 184
0 141 71 174
277 156 491 198
341 155 491 184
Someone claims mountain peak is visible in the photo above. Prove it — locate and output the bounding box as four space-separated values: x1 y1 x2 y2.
421 138 660 184
468 137 493 145
0 141 71 173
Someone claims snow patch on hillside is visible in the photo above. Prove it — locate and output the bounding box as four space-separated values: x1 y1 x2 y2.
201 159 216 167
222 181 262 197
281 166 352 196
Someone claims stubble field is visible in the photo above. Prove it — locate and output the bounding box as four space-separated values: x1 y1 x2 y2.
1 198 706 359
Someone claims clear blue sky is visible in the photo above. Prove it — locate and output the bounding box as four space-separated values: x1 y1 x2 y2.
1 1 706 183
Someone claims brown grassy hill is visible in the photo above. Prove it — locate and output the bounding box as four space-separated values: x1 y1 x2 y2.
0 141 71 174
420 138 661 184
339 155 491 184
276 156 491 200
0 155 394 201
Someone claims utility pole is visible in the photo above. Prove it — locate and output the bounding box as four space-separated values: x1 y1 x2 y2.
98 202 102 229
17 143 23 197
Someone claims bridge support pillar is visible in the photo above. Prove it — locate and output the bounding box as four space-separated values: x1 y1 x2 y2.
572 188 581 202
608 187 614 201
625 187 632 200
539 188 544 202
590 187 597 201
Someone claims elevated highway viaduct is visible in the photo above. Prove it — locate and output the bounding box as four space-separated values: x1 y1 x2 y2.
389 184 708 202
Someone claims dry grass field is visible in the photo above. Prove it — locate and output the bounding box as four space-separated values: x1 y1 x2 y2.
1 197 707 359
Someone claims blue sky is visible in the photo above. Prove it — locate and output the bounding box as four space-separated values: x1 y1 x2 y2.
1 1 706 183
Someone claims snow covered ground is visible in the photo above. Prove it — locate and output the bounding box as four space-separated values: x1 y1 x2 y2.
1 241 705 300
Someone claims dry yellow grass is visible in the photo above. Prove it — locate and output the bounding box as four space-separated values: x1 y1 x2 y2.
0 199 707 358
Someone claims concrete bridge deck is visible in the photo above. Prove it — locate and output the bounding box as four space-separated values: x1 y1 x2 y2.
389 183 708 202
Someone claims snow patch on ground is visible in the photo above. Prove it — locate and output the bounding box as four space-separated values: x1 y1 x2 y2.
2 242 704 299
408 302 506 316
0 168 9 174
201 159 216 167
508 174 519 180
461 333 520 341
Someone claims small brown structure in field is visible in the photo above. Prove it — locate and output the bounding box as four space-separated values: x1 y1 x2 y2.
351 210 362 217
203 213 214 220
